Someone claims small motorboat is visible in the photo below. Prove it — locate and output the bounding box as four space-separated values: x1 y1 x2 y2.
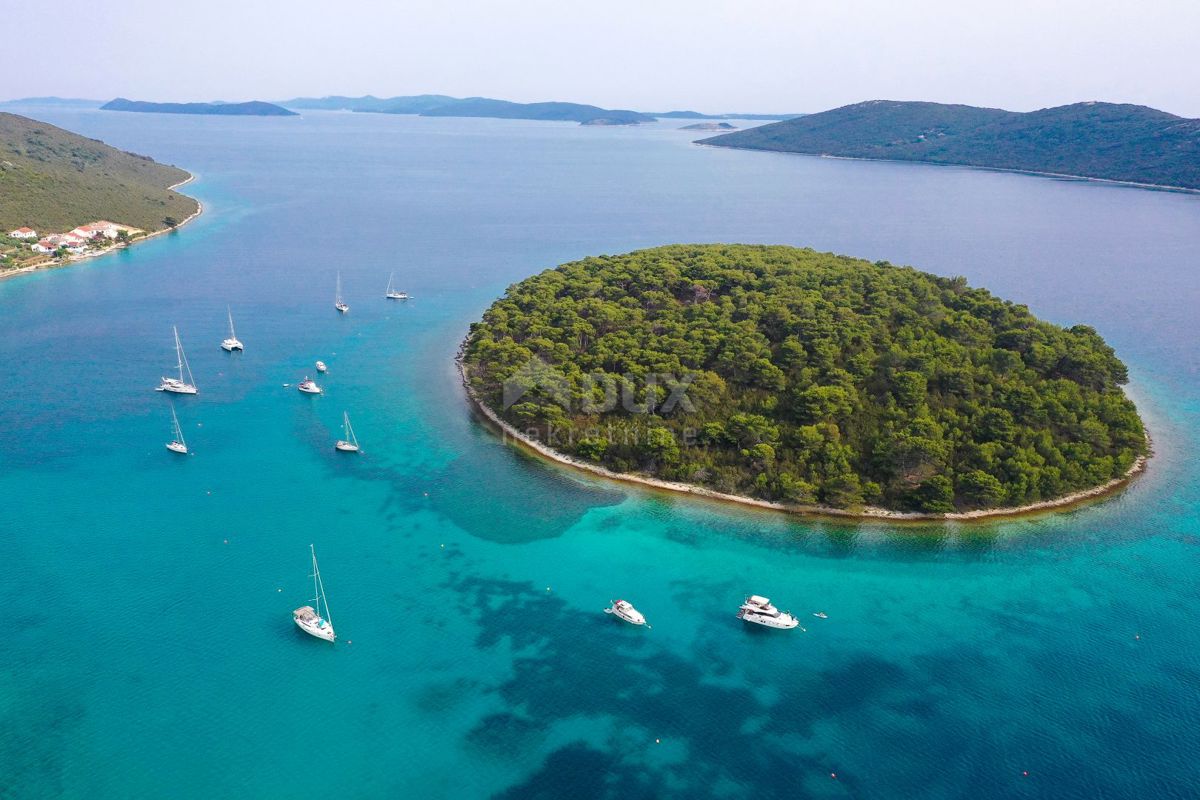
604 599 646 626
813 612 828 619
737 595 800 629
315 361 327 373
297 377 322 394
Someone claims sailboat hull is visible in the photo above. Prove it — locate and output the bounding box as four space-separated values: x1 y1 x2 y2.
293 606 336 641
158 379 198 395
335 441 359 452
221 339 243 352
166 441 188 454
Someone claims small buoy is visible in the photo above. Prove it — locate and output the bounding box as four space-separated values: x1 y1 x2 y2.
440 544 445 548
655 738 660 744
277 588 282 592
223 539 229 544
347 640 352 644
423 492 429 497
1135 634 1141 640
546 586 551 592
830 773 837 780
1022 771 1029 777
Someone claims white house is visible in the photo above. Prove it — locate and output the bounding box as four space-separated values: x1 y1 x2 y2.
8 227 37 239
71 221 122 240
31 239 56 253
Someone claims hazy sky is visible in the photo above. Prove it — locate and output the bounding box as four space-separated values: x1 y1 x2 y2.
4 0 1198 116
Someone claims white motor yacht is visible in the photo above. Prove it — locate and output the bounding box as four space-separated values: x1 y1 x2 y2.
297 377 322 394
604 599 646 626
737 595 800 629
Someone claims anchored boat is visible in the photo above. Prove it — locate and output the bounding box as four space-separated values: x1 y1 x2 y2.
221 306 243 352
157 326 198 394
335 411 360 452
293 545 336 642
737 595 800 629
604 599 646 626
166 405 188 454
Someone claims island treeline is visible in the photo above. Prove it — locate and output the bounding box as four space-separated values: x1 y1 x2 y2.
463 245 1146 513
700 100 1200 191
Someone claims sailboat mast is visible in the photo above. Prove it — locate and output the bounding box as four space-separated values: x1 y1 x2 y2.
227 306 236 339
173 326 183 380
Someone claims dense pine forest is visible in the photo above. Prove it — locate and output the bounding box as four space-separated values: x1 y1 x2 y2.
463 245 1146 513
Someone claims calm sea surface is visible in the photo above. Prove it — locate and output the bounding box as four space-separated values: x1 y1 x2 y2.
1 107 1198 799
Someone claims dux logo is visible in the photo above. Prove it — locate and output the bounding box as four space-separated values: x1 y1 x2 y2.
502 356 696 414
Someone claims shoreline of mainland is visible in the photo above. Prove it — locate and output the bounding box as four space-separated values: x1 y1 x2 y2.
0 172 203 282
457 341 1149 524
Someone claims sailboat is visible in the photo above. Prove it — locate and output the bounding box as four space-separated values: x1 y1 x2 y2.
385 272 408 300
166 405 188 454
157 326 198 394
221 306 243 352
335 411 360 452
335 272 349 314
293 545 336 642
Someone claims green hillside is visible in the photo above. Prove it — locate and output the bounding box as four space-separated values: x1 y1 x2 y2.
0 112 198 234
701 101 1200 190
464 245 1145 513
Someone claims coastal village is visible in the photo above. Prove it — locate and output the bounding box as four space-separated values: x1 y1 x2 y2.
2 220 144 271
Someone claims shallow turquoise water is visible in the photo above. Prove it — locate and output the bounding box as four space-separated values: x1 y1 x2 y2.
1 107 1198 799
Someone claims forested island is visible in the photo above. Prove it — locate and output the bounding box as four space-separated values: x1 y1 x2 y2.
101 98 297 116
462 245 1147 516
700 100 1200 191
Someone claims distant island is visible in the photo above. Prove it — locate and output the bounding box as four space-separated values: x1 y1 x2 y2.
679 122 737 131
101 98 297 117
0 113 199 273
699 100 1200 191
461 244 1147 519
278 94 799 125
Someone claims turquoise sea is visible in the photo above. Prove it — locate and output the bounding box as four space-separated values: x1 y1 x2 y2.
1 107 1198 799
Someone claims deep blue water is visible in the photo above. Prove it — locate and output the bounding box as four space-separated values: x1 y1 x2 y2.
1 107 1198 799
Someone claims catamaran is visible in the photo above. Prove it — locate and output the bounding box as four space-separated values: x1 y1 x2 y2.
221 306 243 352
335 273 349 314
335 411 360 452
157 326 198 394
385 272 408 300
293 545 336 642
166 405 188 454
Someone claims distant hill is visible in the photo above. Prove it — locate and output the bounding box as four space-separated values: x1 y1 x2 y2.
101 98 297 116
700 100 1200 190
279 94 652 125
421 98 652 125
0 97 103 108
0 112 198 233
680 122 737 131
654 110 801 121
280 94 459 113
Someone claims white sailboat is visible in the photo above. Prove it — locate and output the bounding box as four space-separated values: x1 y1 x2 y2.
157 326 198 394
335 272 349 314
166 405 188 454
221 306 243 352
385 272 408 300
335 411 360 452
293 545 336 642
